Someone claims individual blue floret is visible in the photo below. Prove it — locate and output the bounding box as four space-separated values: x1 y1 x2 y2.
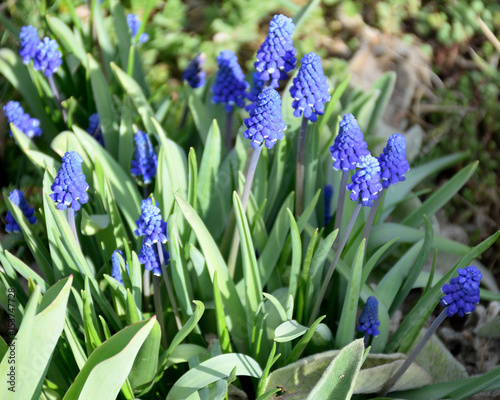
441 266 482 317
3 101 42 139
330 113 370 171
5 190 37 233
212 50 249 112
289 52 330 122
182 53 206 89
346 154 383 207
138 239 169 276
324 184 333 227
135 198 167 246
130 130 157 184
111 250 130 285
33 37 62 77
19 25 41 64
357 296 380 336
243 87 286 149
378 133 410 188
254 14 296 88
50 151 89 211
86 113 104 146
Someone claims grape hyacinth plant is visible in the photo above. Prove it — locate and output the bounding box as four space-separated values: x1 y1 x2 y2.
3 101 42 139
212 49 249 149
182 52 206 89
290 52 330 215
357 296 380 347
86 113 104 146
110 250 129 286
19 25 40 64
130 130 157 188
127 13 149 43
5 189 37 233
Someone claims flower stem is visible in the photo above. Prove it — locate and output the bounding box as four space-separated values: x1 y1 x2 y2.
334 171 349 236
309 202 362 325
67 208 81 250
295 116 309 217
157 242 183 331
48 75 67 123
362 190 384 250
179 104 189 129
224 109 234 150
378 309 448 397
227 145 263 278
153 276 168 349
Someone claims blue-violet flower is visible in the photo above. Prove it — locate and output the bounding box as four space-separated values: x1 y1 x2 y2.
378 133 410 188
50 151 89 211
346 154 383 207
324 184 333 227
3 101 42 139
212 50 249 112
33 37 62 77
441 266 482 317
86 113 104 146
330 113 370 171
182 53 206 89
243 87 286 149
127 14 149 43
5 190 37 233
111 250 129 285
357 296 380 336
254 14 296 88
19 25 40 64
135 198 167 246
289 52 330 122
130 130 157 184
138 239 169 276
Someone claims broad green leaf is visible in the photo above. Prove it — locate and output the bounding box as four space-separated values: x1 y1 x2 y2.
335 240 365 348
307 339 365 400
288 316 325 363
187 85 212 144
274 320 308 343
164 344 208 370
166 353 262 400
264 292 288 324
4 251 47 292
80 211 109 235
0 277 72 399
63 318 156 400
46 15 87 68
213 273 232 353
91 0 114 78
82 288 102 355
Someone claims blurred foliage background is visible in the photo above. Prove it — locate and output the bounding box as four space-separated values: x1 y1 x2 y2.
1 0 499 272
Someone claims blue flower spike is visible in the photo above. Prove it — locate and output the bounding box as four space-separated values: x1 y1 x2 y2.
347 154 383 207
243 87 286 149
50 151 89 211
330 113 370 171
138 239 169 276
441 266 482 317
357 296 380 337
378 133 410 188
255 14 296 88
135 197 167 246
19 25 41 64
33 37 62 77
183 52 206 89
86 113 104 146
131 130 157 184
3 101 42 139
111 250 129 286
212 50 249 112
5 190 37 233
290 52 330 122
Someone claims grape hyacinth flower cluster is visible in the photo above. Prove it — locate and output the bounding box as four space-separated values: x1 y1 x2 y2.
182 53 206 89
441 266 482 317
3 101 42 139
130 131 157 184
378 133 410 188
330 114 370 171
111 250 129 285
243 87 286 149
5 190 37 233
254 14 296 88
19 25 40 64
347 155 383 207
212 50 249 112
290 52 330 122
138 240 169 276
50 151 89 211
135 198 167 246
86 113 104 146
357 296 380 337
127 14 149 43
33 37 62 77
